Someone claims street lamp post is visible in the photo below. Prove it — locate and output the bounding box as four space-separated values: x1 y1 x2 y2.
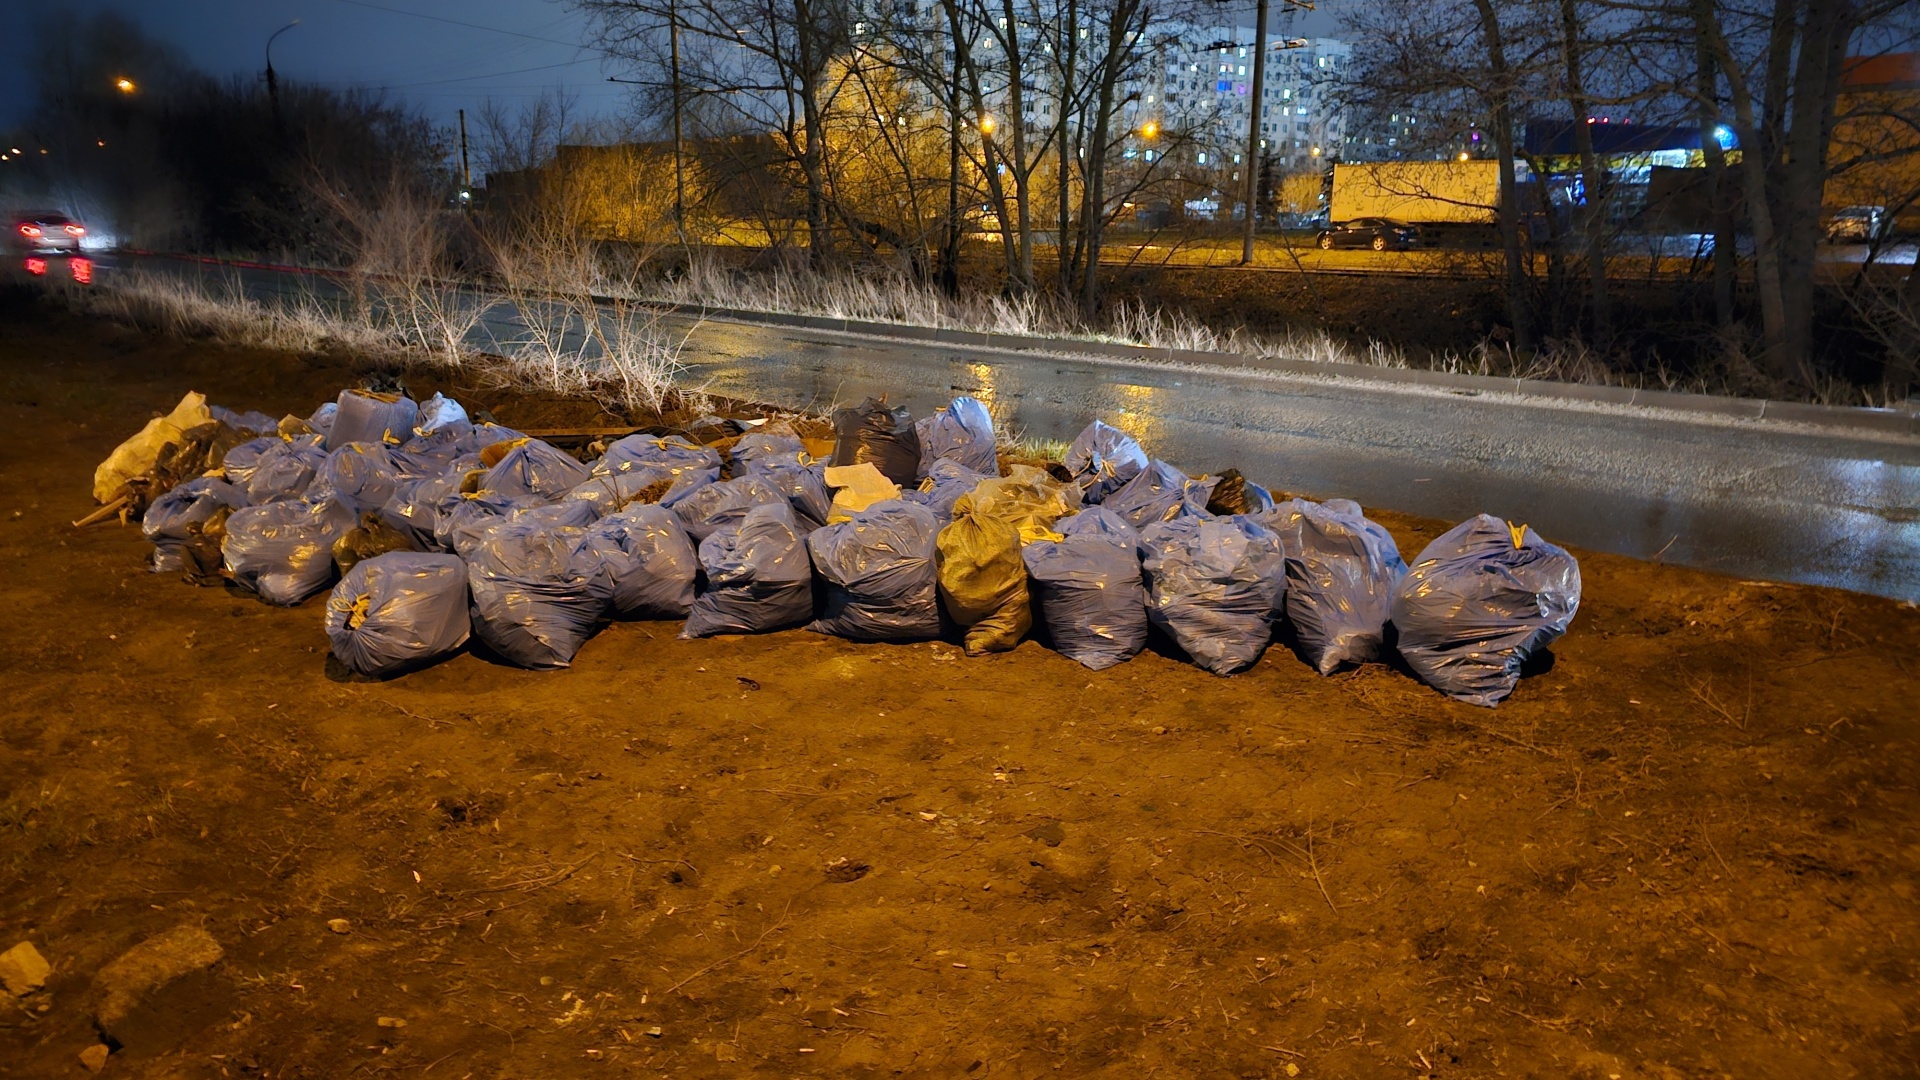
1225 1 1313 266
266 20 300 139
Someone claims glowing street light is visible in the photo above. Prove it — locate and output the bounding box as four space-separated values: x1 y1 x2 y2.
1458 151 1471 161
114 77 136 94
978 115 997 135
1140 121 1159 139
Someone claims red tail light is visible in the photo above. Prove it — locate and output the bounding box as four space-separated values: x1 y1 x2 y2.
25 258 46 275
19 224 41 237
65 224 85 236
71 257 93 284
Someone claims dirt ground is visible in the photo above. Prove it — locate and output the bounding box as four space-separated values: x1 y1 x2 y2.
3 293 1918 1079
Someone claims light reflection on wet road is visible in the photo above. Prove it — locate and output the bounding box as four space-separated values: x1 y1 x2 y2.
680 319 1920 602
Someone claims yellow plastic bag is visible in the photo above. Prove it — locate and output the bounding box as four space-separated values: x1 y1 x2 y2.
965 464 1075 544
92 391 212 503
936 495 1032 654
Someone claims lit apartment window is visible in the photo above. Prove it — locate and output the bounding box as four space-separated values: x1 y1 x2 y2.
1197 152 1207 163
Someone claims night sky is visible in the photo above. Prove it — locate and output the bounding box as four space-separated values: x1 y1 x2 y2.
5 0 1341 135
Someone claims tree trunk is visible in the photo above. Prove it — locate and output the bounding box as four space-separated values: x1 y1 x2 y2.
1773 0 1855 382
1472 0 1532 354
1693 26 1736 332
1557 0 1609 346
1001 0 1035 291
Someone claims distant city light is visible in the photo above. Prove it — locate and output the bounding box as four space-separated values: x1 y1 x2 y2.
1712 124 1738 150
115 77 136 93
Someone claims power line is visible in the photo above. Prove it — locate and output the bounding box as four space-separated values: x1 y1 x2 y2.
324 0 609 54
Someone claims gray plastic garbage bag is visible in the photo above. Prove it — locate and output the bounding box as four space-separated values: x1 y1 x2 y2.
143 477 248 573
673 475 791 542
315 442 402 514
1261 498 1406 674
466 516 603 669
438 490 538 557
224 496 358 605
414 392 469 434
682 502 815 638
806 499 942 642
308 401 338 437
1139 515 1287 675
1103 460 1218 530
831 398 921 486
1391 514 1581 707
325 552 471 677
1021 507 1149 670
573 504 698 618
380 454 480 550
1065 420 1148 503
914 396 997 478
222 436 280 488
752 460 833 528
594 435 723 499
483 438 591 501
211 406 279 435
326 390 418 451
245 434 329 504
903 458 993 521
731 428 808 473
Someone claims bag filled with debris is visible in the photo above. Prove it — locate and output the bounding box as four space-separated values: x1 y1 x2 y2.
481 437 592 501
807 499 943 642
749 459 834 528
314 442 403 514
93 391 212 504
223 496 358 605
729 427 809 474
331 512 419 574
1206 469 1275 516
1138 515 1287 675
1391 514 1581 707
438 489 539 557
413 392 469 435
965 464 1078 542
1064 420 1148 503
1261 498 1406 674
914 396 997 478
573 504 699 619
325 552 471 677
673 474 793 542
244 435 330 505
1102 460 1217 530
221 436 282 489
592 435 722 505
903 458 995 521
936 493 1031 654
682 502 816 638
210 405 280 435
142 477 249 573
465 516 604 669
380 454 481 551
326 389 418 451
830 398 921 487
1022 507 1149 670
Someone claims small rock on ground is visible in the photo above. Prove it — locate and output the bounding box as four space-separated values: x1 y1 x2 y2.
79 1044 110 1071
91 925 224 1038
0 941 51 996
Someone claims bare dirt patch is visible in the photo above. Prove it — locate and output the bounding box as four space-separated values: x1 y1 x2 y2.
2 299 1917 1078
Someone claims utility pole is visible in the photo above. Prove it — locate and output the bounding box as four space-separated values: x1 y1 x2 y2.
1241 0 1268 266
458 108 472 211
669 0 685 238
265 20 300 142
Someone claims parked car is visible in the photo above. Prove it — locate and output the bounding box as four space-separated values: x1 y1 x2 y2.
1824 205 1885 243
8 211 86 253
1316 217 1421 251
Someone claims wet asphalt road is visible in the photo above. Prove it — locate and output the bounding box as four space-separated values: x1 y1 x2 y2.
71 253 1920 602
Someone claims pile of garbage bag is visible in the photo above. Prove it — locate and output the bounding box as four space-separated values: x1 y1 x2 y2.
103 388 1580 705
